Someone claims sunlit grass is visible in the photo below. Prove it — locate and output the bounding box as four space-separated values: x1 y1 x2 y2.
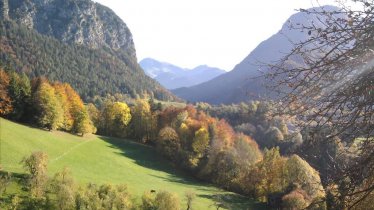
0 118 265 209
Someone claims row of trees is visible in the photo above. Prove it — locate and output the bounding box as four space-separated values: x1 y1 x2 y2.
0 68 95 135
0 152 182 210
196 101 302 153
195 101 359 209
121 102 326 209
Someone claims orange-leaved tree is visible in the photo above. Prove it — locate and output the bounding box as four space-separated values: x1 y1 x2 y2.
0 69 12 115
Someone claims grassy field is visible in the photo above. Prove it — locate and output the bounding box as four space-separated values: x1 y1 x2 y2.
0 118 265 209
154 99 187 108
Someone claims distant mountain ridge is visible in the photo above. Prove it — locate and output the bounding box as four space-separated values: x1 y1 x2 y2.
140 58 225 89
0 0 177 101
172 5 340 104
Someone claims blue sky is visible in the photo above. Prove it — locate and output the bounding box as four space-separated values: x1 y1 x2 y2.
95 0 339 70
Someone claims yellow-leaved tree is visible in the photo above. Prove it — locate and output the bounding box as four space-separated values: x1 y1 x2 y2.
100 101 132 137
130 99 154 143
285 155 326 209
192 127 209 156
255 147 287 202
53 83 73 131
32 79 63 130
52 83 95 135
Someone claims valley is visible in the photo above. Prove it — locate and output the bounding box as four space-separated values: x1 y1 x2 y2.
0 0 373 209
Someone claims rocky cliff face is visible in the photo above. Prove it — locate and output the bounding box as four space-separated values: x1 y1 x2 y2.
6 0 136 58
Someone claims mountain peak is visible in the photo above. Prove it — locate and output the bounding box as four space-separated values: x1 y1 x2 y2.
140 58 225 89
192 65 209 70
283 5 341 30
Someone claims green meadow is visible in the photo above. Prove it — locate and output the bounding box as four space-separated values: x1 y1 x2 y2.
0 118 265 209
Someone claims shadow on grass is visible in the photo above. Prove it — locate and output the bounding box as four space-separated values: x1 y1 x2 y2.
198 193 268 210
0 171 29 207
98 136 209 187
98 136 268 210
0 171 27 179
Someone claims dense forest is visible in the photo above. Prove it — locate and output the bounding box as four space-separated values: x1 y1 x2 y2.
0 20 177 102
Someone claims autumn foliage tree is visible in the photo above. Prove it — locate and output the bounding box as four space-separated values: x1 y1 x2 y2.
191 128 209 155
21 151 49 199
282 189 309 210
285 155 326 208
254 148 287 201
130 99 156 143
100 101 132 137
53 83 73 131
64 84 90 134
157 126 181 160
154 191 180 210
74 109 95 136
32 79 63 130
0 69 12 115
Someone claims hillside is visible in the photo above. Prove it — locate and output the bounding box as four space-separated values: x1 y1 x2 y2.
140 58 225 89
172 6 339 104
0 118 265 209
0 0 177 101
5 0 135 57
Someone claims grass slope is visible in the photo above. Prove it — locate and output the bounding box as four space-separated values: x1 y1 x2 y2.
0 118 265 209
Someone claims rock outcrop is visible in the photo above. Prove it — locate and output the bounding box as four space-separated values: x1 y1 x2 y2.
7 0 136 58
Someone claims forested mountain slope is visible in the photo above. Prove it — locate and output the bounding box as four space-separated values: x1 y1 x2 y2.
0 0 177 101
